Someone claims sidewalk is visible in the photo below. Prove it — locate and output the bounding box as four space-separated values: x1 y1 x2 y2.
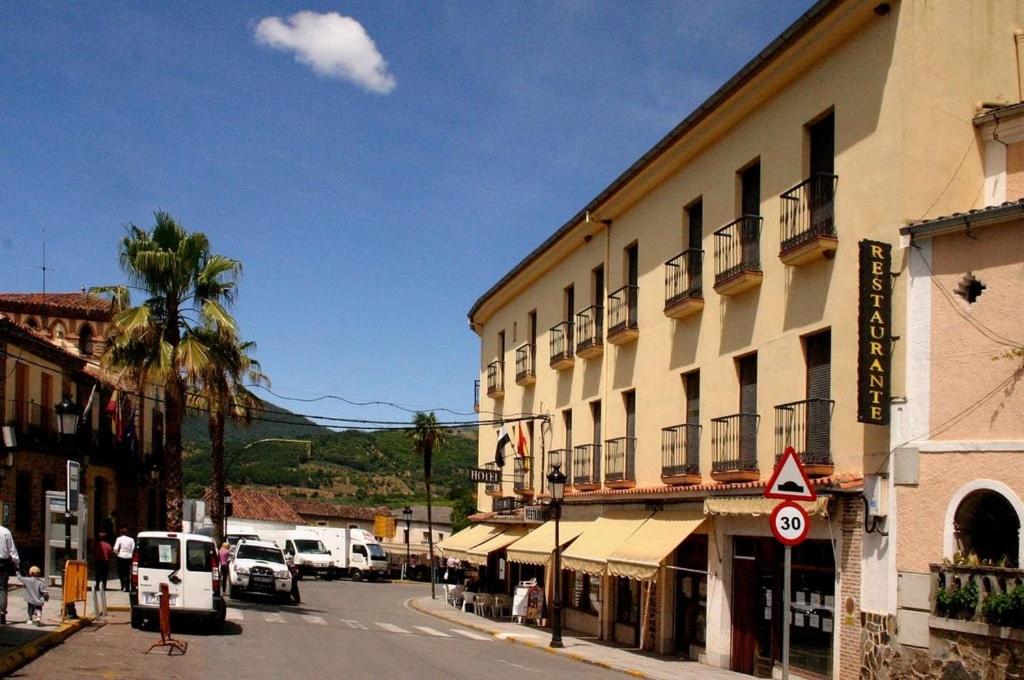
0 580 131 676
410 595 747 680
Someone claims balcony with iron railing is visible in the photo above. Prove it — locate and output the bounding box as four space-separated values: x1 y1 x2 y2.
575 306 604 359
607 285 639 345
664 249 704 319
483 461 501 497
515 344 536 386
513 455 534 497
6 400 132 466
711 413 760 482
779 173 838 266
604 437 636 489
6 400 56 445
713 215 763 296
774 398 835 478
571 444 601 491
661 424 702 486
473 380 480 413
549 321 574 370
931 563 1024 636
486 360 504 399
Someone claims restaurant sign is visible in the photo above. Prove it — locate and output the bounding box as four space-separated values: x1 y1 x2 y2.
857 240 892 425
493 497 520 513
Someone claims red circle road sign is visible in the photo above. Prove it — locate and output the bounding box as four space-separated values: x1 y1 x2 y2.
770 501 811 546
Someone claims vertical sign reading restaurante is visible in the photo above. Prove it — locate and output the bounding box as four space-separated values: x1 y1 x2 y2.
858 240 892 425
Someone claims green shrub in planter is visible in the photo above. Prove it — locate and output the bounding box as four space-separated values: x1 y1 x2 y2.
937 579 979 619
983 582 1024 627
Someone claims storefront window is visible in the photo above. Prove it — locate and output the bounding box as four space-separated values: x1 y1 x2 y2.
675 535 708 654
563 570 599 615
789 541 834 676
616 577 640 625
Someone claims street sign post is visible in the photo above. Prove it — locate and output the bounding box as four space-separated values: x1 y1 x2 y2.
468 467 502 484
764 447 815 680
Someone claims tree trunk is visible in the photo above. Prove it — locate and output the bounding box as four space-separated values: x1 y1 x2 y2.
163 374 185 532
209 406 226 546
425 444 435 599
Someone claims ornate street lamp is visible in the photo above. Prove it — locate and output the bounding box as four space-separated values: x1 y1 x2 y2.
547 461 567 649
402 506 413 580
54 395 82 618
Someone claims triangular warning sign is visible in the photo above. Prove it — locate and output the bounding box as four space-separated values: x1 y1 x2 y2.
764 446 817 501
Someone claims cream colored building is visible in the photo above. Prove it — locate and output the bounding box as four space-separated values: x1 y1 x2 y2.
462 2 1024 679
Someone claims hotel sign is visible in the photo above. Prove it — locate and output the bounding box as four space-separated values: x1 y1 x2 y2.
858 240 892 425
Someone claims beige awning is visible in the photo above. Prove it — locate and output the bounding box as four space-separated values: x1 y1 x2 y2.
505 519 591 565
607 507 707 581
437 523 503 561
561 509 652 576
464 526 530 566
703 497 831 517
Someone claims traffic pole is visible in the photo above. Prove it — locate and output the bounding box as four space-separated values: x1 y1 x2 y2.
782 545 791 680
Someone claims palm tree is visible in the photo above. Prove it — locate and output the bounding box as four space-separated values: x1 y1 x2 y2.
95 212 241 531
187 330 269 546
409 411 448 599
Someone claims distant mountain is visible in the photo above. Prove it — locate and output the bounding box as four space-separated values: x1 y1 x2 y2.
181 401 479 510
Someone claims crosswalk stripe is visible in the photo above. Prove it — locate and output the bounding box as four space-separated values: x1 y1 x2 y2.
264 613 285 623
375 622 411 634
341 619 368 630
225 609 244 621
414 626 451 637
301 615 327 625
451 629 491 641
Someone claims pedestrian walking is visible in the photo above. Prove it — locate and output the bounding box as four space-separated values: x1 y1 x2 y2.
19 566 49 626
0 521 20 624
94 531 113 591
219 542 230 594
112 528 135 591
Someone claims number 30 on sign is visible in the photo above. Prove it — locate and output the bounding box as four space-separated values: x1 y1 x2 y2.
770 501 811 547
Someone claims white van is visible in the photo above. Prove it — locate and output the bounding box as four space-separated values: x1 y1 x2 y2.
259 528 332 579
130 531 226 631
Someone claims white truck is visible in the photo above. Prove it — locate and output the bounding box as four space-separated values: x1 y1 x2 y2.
308 526 389 581
258 528 334 579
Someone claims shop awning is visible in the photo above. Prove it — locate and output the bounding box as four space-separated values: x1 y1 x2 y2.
703 497 831 517
464 526 530 566
437 523 503 561
607 507 707 581
505 519 591 565
561 509 651 576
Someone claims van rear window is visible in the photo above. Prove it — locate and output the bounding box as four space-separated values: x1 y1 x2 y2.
186 540 213 572
138 538 180 569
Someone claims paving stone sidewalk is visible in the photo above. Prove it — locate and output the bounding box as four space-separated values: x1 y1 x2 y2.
411 594 747 680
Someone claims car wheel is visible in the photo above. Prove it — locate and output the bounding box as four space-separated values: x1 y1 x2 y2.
351 569 363 582
130 607 145 630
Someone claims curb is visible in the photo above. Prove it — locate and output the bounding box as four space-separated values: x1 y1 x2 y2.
407 597 653 679
0 615 93 677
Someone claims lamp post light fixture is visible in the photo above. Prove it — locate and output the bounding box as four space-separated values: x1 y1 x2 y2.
402 506 413 580
54 395 82 619
223 489 233 543
547 462 567 649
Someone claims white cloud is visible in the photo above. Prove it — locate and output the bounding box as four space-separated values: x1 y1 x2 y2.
254 11 396 94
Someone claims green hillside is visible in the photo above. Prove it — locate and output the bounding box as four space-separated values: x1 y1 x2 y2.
181 402 479 512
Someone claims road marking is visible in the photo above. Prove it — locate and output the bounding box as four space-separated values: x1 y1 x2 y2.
376 622 411 634
302 615 326 625
414 626 451 637
264 613 285 623
225 609 244 621
495 632 541 640
451 629 491 641
340 619 368 630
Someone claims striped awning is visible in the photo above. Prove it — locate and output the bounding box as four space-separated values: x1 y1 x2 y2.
703 497 831 517
607 507 706 581
505 519 591 566
560 509 651 576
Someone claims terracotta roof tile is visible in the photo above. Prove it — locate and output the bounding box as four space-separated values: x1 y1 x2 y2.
563 472 862 502
203 487 304 524
287 498 392 521
0 292 114 321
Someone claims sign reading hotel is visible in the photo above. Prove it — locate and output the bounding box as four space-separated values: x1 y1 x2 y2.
857 240 892 425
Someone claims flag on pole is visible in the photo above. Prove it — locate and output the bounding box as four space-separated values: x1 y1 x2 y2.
516 424 528 458
495 424 511 467
79 384 97 432
106 390 123 441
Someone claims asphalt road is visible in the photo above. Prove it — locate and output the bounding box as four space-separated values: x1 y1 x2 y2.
15 580 627 679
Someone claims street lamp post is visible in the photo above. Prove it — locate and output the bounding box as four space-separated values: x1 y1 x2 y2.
546 460 566 649
223 489 233 542
402 506 413 580
55 395 82 619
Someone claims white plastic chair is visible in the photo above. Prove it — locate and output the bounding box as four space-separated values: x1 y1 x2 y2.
475 593 495 617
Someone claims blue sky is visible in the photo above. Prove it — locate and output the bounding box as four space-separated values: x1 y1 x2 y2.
0 1 813 427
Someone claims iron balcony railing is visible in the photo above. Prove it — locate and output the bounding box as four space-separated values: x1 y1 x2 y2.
6 400 54 440
515 343 536 384
607 285 639 336
483 461 500 495
513 454 533 493
711 413 760 474
549 321 574 367
575 306 604 355
661 424 701 477
604 437 636 484
473 380 480 412
774 398 834 466
780 173 838 254
571 444 601 487
486 360 504 397
713 215 762 285
665 249 703 308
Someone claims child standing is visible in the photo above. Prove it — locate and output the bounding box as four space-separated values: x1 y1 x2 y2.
20 566 49 626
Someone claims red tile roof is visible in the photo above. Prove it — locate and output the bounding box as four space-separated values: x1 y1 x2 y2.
0 292 114 321
564 472 863 502
204 487 304 524
287 498 392 521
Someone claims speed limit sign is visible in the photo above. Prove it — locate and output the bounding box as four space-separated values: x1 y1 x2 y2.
770 501 810 546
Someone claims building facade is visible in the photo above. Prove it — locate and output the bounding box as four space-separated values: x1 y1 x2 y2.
464 2 1024 678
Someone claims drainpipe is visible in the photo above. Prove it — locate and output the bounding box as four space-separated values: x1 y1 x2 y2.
1015 30 1024 101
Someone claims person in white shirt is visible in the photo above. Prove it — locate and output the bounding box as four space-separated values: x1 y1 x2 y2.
112 528 135 592
0 523 21 624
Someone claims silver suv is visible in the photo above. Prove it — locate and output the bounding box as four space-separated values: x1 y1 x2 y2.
226 539 293 602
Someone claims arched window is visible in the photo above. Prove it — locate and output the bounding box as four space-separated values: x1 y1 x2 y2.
25 317 39 330
78 324 94 356
953 489 1020 567
51 322 65 341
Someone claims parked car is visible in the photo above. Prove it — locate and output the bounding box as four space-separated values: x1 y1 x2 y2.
258 528 332 579
226 539 293 602
130 531 226 632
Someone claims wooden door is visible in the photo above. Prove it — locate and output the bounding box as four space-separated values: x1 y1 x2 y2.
731 554 758 674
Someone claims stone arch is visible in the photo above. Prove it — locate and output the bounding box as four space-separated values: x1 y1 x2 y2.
78 323 94 356
24 316 40 330
944 479 1024 567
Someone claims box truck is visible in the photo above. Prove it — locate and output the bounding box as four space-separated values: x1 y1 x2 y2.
307 526 389 581
258 528 333 579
